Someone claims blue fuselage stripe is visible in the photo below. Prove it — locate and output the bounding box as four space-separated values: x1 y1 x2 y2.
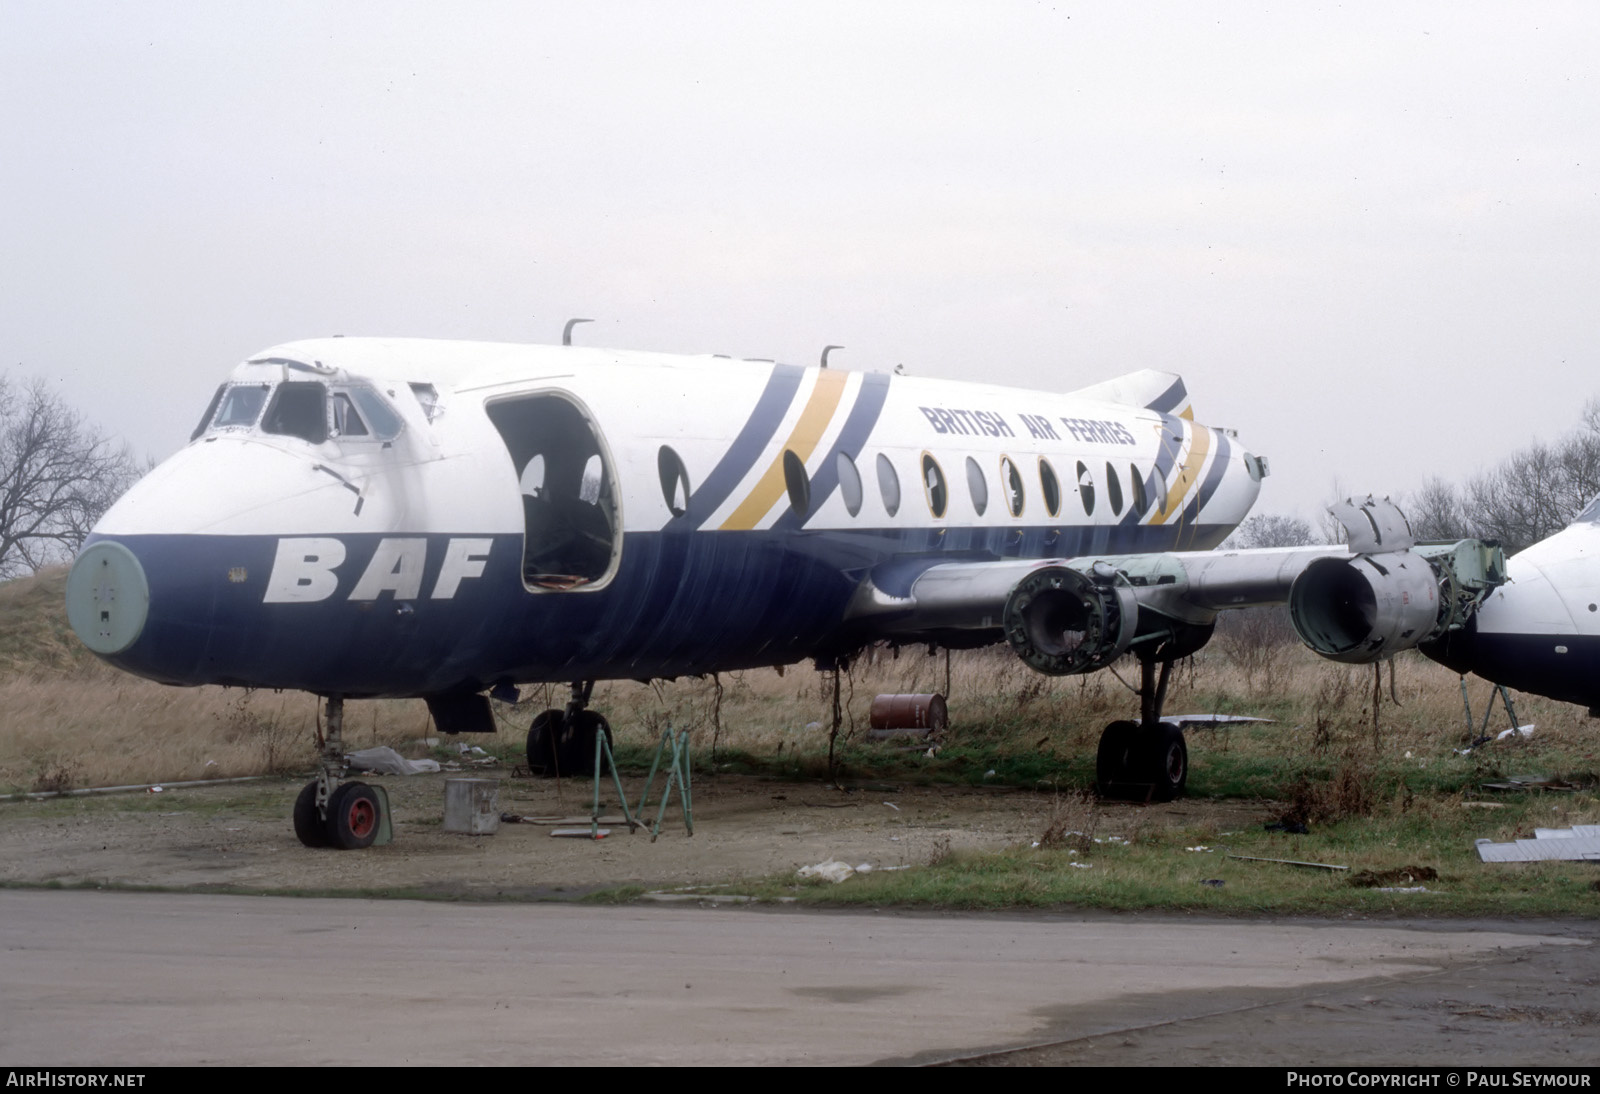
670 364 805 530
774 371 893 532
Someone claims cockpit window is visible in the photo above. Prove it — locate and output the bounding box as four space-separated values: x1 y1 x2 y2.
331 393 369 437
347 386 403 440
215 384 271 428
1578 493 1600 524
195 383 270 439
409 383 442 423
192 386 225 441
262 382 329 444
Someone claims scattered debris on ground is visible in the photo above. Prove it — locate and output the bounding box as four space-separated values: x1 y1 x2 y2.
1476 825 1600 863
1349 865 1439 887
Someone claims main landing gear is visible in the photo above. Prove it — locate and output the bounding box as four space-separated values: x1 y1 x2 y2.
1096 657 1188 802
526 681 614 778
294 694 384 850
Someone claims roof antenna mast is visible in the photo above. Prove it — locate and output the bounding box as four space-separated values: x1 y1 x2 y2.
820 344 844 369
563 317 594 346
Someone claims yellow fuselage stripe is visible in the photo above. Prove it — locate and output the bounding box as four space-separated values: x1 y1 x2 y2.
1151 420 1211 526
720 369 850 530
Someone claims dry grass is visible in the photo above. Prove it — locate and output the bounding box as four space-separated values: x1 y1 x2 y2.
4 569 1597 797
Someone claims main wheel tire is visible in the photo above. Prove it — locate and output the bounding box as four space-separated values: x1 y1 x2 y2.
562 710 614 776
1095 720 1140 797
327 781 380 850
1142 722 1188 802
525 709 566 776
293 780 330 848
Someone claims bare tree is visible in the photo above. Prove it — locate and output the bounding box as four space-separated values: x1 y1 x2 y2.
0 376 140 579
1215 511 1317 687
1229 512 1317 549
1406 476 1468 541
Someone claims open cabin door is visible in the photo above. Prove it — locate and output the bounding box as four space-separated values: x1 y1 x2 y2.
486 393 622 591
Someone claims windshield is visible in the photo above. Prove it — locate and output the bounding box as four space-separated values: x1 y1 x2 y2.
1577 493 1600 525
214 384 271 428
194 383 271 438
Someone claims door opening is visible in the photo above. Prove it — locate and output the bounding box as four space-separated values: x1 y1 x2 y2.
486 394 621 590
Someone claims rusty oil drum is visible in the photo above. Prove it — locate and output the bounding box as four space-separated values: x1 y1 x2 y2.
869 693 948 736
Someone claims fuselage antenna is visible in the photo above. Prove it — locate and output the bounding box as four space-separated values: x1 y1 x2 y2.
821 344 844 369
563 318 594 346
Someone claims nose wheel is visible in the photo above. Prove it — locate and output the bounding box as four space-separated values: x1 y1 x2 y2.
293 695 389 849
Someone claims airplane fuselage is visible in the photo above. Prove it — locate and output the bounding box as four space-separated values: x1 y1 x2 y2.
1423 518 1600 710
69 338 1265 698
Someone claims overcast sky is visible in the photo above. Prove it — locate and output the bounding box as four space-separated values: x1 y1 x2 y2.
3 2 1596 524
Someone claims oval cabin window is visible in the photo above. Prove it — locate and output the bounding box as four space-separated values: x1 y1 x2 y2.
658 446 691 518
922 454 948 518
837 452 863 517
1001 457 1024 517
1105 462 1123 516
782 449 811 517
876 453 901 517
965 456 988 517
1076 461 1096 516
1039 458 1061 517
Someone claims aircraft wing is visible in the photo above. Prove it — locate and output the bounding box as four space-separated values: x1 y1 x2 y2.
845 498 1506 672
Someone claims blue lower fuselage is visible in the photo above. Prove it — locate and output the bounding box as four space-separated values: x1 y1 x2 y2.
88 521 1229 697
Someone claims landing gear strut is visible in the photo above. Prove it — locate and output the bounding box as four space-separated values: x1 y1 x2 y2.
526 681 614 777
293 695 384 849
1095 657 1188 802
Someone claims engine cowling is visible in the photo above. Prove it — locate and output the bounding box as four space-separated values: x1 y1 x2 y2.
1003 565 1138 675
1288 551 1446 663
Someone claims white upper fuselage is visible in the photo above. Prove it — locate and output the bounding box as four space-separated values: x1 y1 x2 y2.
77 337 1265 695
98 337 1258 544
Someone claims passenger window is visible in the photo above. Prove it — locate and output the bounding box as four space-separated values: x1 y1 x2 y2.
965 457 988 517
1105 463 1123 516
262 383 328 444
837 452 863 517
1153 468 1168 515
658 446 691 518
876 453 901 517
580 454 603 503
1039 458 1061 518
520 454 546 497
1001 457 1024 517
922 454 948 518
1036 457 1062 518
1076 461 1096 516
783 449 811 517
1130 464 1147 516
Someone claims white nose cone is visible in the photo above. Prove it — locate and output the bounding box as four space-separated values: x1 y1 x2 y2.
66 541 150 655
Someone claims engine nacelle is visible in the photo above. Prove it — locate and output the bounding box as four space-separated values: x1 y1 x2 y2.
1003 565 1138 675
1288 551 1444 663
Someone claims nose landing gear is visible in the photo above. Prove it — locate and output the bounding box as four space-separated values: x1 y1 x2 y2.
293 694 389 849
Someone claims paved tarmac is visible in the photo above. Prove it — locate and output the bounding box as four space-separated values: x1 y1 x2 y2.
0 890 1593 1066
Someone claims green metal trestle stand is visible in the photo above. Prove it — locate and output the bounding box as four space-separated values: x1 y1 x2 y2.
634 721 694 842
589 724 642 839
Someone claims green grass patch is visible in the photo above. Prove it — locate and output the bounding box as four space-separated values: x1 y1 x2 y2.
671 790 1600 917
